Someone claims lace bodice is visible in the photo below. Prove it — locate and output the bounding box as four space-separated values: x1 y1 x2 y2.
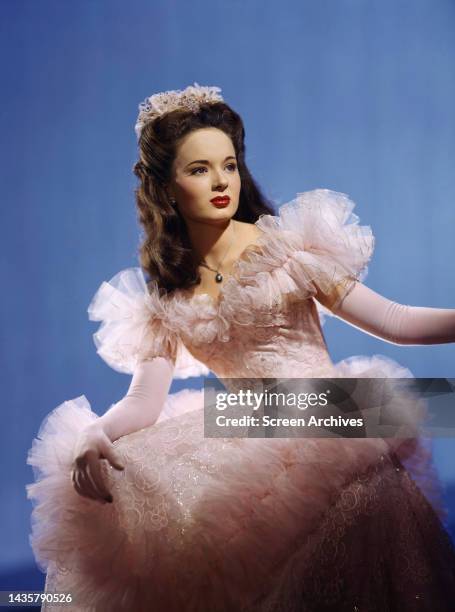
169 293 335 379
87 189 374 380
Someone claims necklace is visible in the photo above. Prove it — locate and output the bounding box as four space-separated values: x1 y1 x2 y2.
200 221 236 283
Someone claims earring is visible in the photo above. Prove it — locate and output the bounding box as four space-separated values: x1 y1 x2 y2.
170 197 177 206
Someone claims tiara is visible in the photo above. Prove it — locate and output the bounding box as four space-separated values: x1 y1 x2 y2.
134 82 224 140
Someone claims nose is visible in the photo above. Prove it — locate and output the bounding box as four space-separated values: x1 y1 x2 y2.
212 173 228 192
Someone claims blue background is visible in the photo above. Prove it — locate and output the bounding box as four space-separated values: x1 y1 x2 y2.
1 0 454 593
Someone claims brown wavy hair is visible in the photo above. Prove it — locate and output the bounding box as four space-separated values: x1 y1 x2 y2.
133 101 276 295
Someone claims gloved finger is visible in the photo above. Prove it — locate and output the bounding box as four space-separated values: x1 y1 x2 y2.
71 467 84 494
79 468 105 502
76 468 105 503
86 461 111 501
72 469 95 501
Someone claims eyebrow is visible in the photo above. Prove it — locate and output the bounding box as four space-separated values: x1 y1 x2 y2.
185 155 236 169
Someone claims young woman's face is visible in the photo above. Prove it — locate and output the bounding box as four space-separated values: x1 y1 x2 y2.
167 127 241 225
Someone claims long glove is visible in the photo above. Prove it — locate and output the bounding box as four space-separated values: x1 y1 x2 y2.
71 356 174 504
330 281 455 345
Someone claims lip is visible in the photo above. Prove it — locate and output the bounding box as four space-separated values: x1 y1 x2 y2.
210 196 230 207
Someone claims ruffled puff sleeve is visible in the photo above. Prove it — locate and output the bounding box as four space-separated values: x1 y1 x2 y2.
87 267 209 379
258 189 375 317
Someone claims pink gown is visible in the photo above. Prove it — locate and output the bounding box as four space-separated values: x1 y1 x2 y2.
27 189 455 611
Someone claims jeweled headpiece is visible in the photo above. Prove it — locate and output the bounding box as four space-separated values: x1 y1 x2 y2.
134 82 224 140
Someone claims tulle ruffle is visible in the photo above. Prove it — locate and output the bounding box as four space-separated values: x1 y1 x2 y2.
225 188 374 327
244 188 374 309
26 391 205 586
87 267 210 378
226 189 372 297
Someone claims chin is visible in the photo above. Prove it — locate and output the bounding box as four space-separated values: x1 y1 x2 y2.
209 212 233 224
214 208 236 220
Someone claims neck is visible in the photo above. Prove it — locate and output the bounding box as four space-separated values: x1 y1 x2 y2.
185 218 236 268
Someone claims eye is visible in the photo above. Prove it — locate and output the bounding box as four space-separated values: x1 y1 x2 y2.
191 167 207 175
190 163 237 176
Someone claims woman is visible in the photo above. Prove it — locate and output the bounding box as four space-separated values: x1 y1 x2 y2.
27 83 455 611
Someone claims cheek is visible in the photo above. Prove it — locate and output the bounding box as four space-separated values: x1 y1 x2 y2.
175 180 212 211
176 178 206 199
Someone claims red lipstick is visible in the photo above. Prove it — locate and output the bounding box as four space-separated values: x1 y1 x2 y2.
210 196 230 208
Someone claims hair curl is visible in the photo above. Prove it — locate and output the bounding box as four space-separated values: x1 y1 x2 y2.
132 101 275 295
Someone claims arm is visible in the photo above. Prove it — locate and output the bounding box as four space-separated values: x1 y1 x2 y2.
96 356 175 442
71 356 174 504
322 281 455 345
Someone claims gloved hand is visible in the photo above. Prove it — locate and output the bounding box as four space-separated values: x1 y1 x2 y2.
71 421 125 504
70 356 175 503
